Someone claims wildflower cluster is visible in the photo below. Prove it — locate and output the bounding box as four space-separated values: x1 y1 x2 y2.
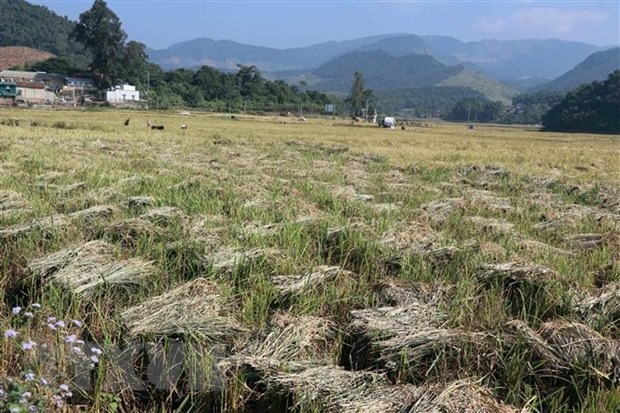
1 304 102 412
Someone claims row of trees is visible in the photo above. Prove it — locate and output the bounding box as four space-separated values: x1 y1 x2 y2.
140 64 333 111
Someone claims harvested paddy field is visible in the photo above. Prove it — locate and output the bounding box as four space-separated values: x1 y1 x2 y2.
0 109 619 412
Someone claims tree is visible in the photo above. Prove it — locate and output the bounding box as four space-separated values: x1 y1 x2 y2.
349 71 365 117
235 65 265 98
26 57 72 75
121 41 148 87
71 0 127 89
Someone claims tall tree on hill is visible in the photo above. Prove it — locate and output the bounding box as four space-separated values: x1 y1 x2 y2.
71 0 127 89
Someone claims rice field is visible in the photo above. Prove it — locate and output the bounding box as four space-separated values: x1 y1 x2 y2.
0 108 619 412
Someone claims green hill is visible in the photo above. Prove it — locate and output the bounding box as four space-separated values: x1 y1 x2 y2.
310 50 515 105
0 0 87 66
312 50 463 92
534 48 620 93
438 69 518 105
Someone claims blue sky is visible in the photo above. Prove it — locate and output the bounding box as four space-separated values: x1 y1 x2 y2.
29 1 620 49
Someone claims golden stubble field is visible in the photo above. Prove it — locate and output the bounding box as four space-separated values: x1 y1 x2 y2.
0 108 619 412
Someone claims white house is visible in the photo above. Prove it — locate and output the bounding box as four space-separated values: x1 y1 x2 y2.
106 84 140 104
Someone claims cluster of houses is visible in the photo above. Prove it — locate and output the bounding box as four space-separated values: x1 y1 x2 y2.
0 70 140 106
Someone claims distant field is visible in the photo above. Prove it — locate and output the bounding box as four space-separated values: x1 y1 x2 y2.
0 108 619 412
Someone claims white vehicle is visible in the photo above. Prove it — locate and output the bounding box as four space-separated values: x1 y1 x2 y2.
379 116 396 129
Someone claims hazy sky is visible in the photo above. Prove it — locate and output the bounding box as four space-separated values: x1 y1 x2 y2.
29 1 620 49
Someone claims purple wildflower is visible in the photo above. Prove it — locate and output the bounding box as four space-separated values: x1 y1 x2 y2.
12 306 22 315
59 383 72 398
52 394 64 408
22 340 37 351
4 329 18 339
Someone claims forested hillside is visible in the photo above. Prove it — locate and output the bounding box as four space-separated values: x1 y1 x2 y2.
375 86 489 118
542 70 620 134
312 50 463 92
0 0 88 66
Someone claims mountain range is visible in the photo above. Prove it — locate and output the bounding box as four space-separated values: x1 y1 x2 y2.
147 34 606 86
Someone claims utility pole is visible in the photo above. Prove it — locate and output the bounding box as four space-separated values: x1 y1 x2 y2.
467 105 471 131
146 71 150 110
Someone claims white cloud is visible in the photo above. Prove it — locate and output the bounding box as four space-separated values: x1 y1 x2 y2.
476 7 609 38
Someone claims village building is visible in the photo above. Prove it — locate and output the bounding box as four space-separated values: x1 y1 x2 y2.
35 72 66 92
0 70 140 106
0 70 55 104
0 70 38 83
59 77 98 105
106 84 140 105
65 77 97 91
0 81 17 105
15 81 55 104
